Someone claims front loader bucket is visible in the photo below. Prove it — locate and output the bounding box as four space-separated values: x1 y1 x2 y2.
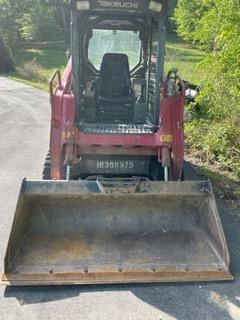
2 180 232 286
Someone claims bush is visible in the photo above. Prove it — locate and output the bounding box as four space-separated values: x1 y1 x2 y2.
174 0 240 177
0 33 15 73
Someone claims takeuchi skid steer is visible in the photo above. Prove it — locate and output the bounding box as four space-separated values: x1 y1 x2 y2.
2 0 232 286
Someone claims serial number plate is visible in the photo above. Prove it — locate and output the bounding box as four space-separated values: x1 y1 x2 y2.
81 158 150 174
96 161 135 170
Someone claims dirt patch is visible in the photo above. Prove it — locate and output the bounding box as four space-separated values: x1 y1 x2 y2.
18 58 47 82
186 149 240 215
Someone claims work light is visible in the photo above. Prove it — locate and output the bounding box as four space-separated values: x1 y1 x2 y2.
149 1 163 13
76 0 90 10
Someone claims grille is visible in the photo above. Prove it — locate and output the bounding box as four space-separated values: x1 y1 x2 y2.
79 123 157 134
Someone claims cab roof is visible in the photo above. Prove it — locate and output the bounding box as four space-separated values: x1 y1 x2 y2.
71 0 170 20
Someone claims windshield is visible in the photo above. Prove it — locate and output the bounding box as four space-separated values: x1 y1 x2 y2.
88 29 141 70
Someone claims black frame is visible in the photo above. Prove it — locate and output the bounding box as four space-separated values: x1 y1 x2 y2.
71 1 169 125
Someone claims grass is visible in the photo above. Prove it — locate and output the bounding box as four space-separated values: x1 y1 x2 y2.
165 34 205 84
186 150 240 214
7 34 205 91
9 45 67 90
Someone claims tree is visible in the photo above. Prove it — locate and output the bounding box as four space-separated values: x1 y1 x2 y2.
0 32 15 73
0 0 20 46
0 0 70 46
19 2 60 41
166 0 178 33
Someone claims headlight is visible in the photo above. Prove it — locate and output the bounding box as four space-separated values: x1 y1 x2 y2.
149 1 163 13
76 1 90 10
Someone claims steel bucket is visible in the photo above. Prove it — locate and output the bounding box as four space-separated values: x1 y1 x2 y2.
2 179 232 285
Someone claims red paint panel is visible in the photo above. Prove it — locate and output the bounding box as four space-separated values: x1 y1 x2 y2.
49 61 185 180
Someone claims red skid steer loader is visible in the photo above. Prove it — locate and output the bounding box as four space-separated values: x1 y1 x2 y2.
2 0 232 285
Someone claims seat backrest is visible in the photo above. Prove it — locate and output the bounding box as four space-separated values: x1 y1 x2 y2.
98 53 131 97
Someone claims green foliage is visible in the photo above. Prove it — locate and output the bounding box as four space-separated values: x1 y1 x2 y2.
165 36 205 84
0 32 15 73
0 0 69 47
166 0 178 32
10 45 67 90
0 0 19 46
173 0 209 43
19 4 59 41
175 0 240 177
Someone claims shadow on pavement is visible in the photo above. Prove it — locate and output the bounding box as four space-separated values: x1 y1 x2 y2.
4 162 240 320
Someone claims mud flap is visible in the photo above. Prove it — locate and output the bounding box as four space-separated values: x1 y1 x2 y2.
2 179 232 286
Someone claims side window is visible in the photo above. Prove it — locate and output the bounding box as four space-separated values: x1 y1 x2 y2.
88 29 141 70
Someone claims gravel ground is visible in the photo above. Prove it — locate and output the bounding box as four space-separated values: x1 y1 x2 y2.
0 77 239 320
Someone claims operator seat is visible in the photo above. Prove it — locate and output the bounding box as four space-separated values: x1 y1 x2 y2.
95 53 134 122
